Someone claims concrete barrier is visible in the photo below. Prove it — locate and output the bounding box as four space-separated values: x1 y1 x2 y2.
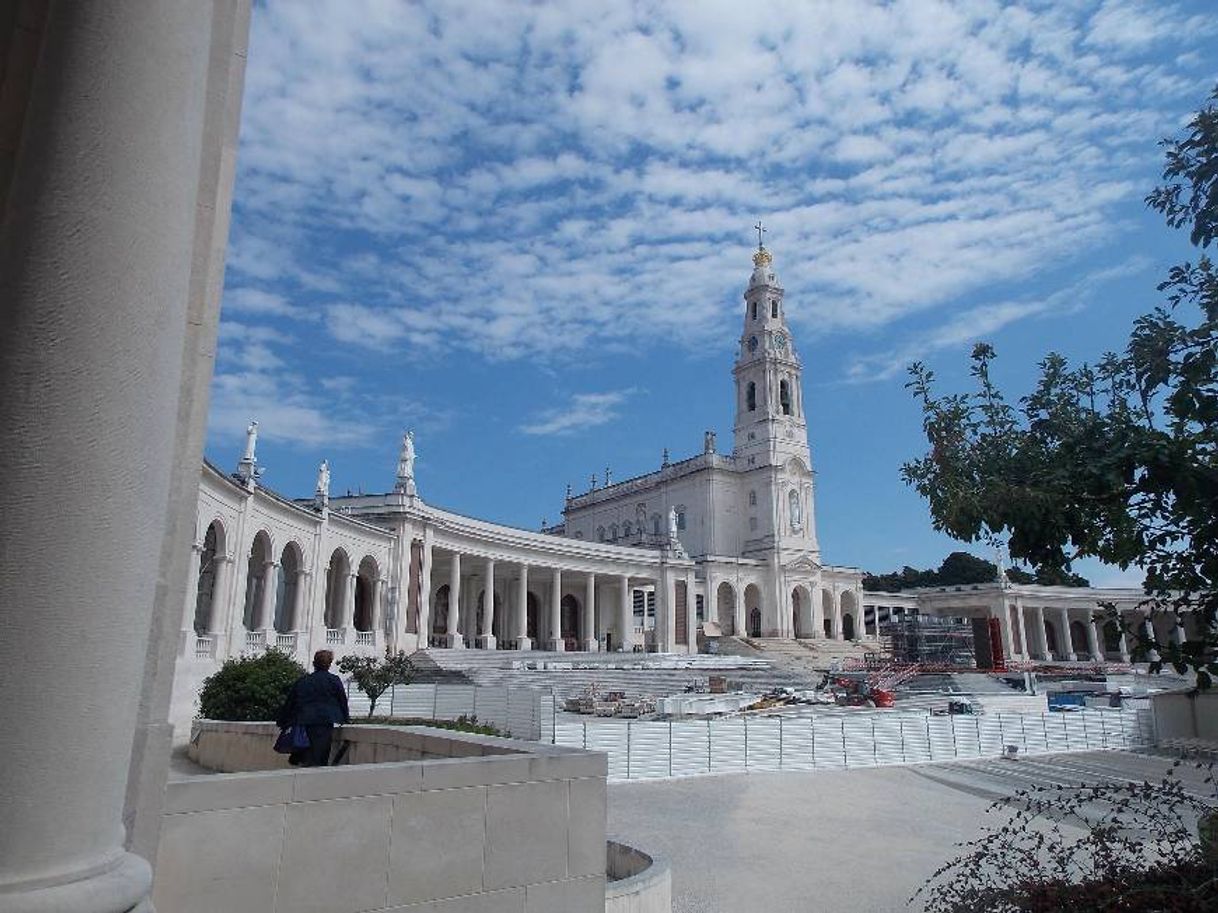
605 840 672 913
159 722 608 913
1153 690 1218 744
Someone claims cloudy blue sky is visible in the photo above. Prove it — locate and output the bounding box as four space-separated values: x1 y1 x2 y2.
208 0 1217 583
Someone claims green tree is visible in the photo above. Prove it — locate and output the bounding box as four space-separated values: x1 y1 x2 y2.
198 648 306 721
337 649 417 718
901 85 1218 685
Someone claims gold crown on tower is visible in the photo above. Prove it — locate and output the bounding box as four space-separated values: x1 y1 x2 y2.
753 247 772 267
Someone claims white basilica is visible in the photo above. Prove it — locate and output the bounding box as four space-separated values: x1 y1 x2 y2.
183 243 867 676
179 240 1170 713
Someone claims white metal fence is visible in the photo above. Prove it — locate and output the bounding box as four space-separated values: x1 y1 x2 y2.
345 683 556 741
554 708 1156 781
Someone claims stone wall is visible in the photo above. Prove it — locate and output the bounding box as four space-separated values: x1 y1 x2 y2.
158 722 608 912
1154 690 1218 743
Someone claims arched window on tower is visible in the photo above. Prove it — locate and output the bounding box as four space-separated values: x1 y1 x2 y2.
779 379 791 415
610 523 618 541
596 526 605 542
751 301 758 321
675 506 686 530
748 489 757 507
746 382 756 412
623 521 632 537
771 299 778 318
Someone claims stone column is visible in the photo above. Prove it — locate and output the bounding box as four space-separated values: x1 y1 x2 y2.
371 576 385 645
1086 616 1102 661
211 555 232 652
180 541 204 655
344 571 358 637
704 570 718 631
1117 615 1131 663
1142 614 1159 663
258 560 279 635
417 536 433 645
833 591 843 641
548 568 564 652
1032 605 1047 659
619 575 633 652
0 3 222 909
292 571 309 636
1014 600 1030 661
582 573 597 652
478 558 497 650
685 570 697 652
515 565 531 650
447 552 463 648
1058 607 1076 660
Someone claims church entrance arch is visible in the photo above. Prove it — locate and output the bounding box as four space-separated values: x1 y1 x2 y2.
744 584 762 637
560 594 580 649
193 520 224 635
716 582 737 635
840 591 858 641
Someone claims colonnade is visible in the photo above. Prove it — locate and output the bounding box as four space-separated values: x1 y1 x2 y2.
424 545 670 653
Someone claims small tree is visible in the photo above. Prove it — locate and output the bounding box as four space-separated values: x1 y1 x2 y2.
901 85 1218 685
198 648 305 721
337 649 416 718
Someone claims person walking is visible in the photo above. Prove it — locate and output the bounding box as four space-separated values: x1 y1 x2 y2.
276 649 350 766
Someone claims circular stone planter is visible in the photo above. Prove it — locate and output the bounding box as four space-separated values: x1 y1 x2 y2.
606 840 672 912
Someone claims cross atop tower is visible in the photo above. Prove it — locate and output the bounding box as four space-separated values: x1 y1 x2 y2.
754 219 767 250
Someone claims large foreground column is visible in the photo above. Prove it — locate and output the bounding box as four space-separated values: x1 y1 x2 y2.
582 573 597 652
0 4 217 911
1058 607 1076 660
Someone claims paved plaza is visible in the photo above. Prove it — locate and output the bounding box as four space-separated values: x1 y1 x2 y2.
608 750 1205 913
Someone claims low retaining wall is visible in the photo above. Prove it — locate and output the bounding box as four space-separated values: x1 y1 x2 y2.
188 720 520 772
157 721 607 913
605 841 672 913
1154 691 1218 743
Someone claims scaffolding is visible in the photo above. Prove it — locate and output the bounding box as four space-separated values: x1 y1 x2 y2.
881 614 977 668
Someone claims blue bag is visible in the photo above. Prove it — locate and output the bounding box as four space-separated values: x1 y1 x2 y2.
273 724 310 754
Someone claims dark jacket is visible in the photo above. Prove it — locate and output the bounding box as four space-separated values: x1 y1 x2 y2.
276 669 350 728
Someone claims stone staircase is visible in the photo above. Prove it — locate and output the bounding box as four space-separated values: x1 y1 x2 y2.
412 647 808 703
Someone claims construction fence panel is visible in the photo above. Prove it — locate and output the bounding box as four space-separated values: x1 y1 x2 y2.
628 723 674 779
671 722 712 777
744 718 783 771
950 716 983 760
434 684 477 723
553 709 1154 782
873 715 909 765
781 718 816 771
898 715 933 765
843 716 881 767
810 716 848 769
978 715 1006 756
708 719 748 774
926 716 959 762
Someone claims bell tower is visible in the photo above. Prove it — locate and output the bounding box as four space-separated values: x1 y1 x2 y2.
732 226 819 557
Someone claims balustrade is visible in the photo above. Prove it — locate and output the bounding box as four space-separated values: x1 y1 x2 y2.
275 632 297 653
355 630 375 647
194 635 215 659
325 628 345 646
244 630 266 651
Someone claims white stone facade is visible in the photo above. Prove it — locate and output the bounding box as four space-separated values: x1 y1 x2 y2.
178 245 871 701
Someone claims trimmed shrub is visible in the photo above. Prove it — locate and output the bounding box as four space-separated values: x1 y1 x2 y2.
198 648 305 721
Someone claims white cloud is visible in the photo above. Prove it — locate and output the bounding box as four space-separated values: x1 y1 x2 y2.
519 389 637 436
219 0 1216 366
